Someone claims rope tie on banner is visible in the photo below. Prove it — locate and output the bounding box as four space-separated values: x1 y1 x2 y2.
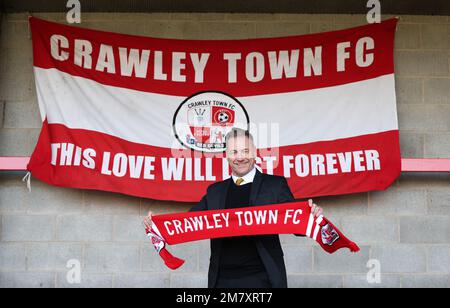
22 171 32 192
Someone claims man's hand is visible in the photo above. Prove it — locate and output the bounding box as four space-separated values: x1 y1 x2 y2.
143 211 153 230
308 199 323 218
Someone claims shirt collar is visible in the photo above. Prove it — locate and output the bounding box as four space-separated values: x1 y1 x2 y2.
231 166 256 185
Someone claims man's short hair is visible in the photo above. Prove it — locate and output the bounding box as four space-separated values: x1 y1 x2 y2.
225 128 255 148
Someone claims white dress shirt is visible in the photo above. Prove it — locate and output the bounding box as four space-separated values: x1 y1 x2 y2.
231 166 257 186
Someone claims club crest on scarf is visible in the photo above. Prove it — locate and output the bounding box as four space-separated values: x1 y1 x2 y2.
173 91 249 153
146 230 166 253
321 223 340 246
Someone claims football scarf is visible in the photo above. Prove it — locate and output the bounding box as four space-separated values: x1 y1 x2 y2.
145 201 359 269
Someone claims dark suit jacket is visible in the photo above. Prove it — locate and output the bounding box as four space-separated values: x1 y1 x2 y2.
189 169 295 288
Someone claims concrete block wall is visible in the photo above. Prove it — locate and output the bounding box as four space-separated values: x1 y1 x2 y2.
0 12 449 288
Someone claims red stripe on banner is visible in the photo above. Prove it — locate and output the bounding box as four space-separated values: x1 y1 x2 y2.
30 17 397 97
27 121 400 202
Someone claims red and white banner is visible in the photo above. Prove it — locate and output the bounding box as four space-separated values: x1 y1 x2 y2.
28 17 400 202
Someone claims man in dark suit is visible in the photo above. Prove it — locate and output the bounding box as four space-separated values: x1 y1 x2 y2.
144 128 323 288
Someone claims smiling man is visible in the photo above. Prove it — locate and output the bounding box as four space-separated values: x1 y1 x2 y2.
144 128 323 288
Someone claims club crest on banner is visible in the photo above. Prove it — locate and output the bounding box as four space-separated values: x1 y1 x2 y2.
173 91 250 153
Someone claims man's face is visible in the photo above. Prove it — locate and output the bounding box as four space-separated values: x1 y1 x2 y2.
226 135 256 177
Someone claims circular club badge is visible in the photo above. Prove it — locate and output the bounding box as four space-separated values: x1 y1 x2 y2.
173 91 249 153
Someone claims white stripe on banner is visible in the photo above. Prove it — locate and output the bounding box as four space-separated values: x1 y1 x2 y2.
35 67 397 149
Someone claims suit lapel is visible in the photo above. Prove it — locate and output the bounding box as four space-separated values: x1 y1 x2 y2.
250 169 263 205
216 177 231 210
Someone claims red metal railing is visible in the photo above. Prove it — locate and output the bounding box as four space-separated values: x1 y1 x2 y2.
400 158 450 172
0 157 31 171
1 156 450 172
